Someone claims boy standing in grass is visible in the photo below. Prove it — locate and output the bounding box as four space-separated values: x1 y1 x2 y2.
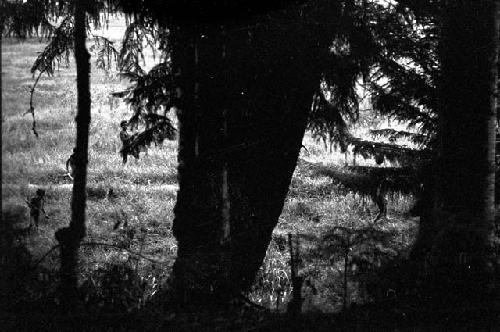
27 189 46 228
119 120 140 164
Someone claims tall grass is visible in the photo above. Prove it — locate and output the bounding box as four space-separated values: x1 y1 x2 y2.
2 34 418 312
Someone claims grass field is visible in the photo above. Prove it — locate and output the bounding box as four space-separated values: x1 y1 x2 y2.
2 34 419 313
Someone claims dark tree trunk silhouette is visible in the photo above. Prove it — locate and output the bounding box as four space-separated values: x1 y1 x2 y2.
55 0 90 309
169 14 327 307
1 28 3 119
0 32 2 119
420 0 499 310
439 0 498 238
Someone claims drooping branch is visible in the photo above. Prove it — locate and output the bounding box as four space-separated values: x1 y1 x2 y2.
24 71 43 138
119 117 177 158
369 128 430 147
25 12 121 137
1 0 61 39
88 33 119 71
31 16 74 76
23 16 74 137
308 89 352 152
349 137 427 164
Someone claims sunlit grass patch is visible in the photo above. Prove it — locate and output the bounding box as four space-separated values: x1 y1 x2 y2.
252 130 420 310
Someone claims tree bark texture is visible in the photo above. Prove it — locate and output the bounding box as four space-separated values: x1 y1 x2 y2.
169 10 330 307
56 0 90 308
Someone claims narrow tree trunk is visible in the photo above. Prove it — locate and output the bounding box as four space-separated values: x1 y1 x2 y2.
56 0 90 309
169 13 324 308
0 33 2 120
428 0 499 310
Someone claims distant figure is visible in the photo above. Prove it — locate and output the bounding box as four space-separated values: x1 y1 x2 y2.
372 180 387 223
119 120 140 164
66 148 77 179
27 189 47 228
375 153 384 166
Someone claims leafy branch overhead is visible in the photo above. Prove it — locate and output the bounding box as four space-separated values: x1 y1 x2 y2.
1 0 57 38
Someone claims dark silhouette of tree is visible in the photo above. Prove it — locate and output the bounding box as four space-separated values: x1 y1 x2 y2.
168 17 321 308
53 0 90 310
426 0 499 307
160 1 401 308
1 0 92 309
438 0 497 243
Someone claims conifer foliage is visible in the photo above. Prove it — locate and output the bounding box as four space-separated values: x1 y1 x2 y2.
307 0 437 172
114 35 177 152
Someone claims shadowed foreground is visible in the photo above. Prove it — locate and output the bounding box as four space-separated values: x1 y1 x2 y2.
2 302 498 332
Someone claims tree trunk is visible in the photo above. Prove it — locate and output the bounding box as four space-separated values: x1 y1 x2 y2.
55 0 90 309
1 31 2 118
427 0 499 309
169 12 326 308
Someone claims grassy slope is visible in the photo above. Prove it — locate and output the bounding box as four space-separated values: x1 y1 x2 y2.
1 36 418 313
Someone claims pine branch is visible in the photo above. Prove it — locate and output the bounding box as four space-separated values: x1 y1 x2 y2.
30 16 74 76
349 137 425 164
369 128 429 146
317 164 420 197
23 71 43 138
1 0 60 39
308 90 352 152
26 13 118 137
89 33 119 72
120 118 177 158
120 62 174 118
117 19 166 75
